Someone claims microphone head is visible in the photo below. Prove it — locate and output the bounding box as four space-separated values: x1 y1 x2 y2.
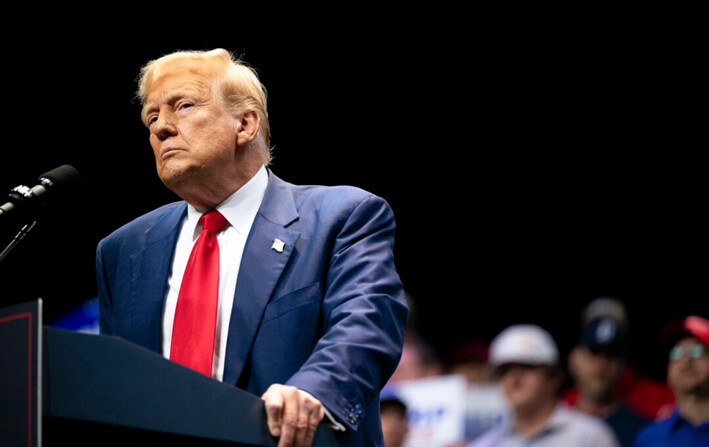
39 164 82 190
1 165 82 221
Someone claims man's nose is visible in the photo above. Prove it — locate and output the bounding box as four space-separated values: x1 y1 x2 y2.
153 113 177 140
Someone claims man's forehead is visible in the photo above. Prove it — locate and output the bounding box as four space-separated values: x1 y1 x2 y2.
676 335 702 346
147 65 216 101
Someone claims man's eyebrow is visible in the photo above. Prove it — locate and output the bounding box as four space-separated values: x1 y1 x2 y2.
141 89 191 122
148 88 204 108
142 103 158 115
141 103 158 124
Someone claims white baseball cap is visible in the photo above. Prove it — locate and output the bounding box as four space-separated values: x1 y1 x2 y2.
489 324 559 368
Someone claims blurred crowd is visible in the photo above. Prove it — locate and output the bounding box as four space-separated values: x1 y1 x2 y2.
380 297 709 447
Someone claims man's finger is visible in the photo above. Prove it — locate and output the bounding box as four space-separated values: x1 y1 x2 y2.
294 392 324 447
262 386 285 437
277 387 299 447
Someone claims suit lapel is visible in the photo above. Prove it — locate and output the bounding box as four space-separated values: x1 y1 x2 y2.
222 173 300 385
128 203 186 352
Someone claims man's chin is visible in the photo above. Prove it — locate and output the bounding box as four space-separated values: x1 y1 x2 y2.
158 163 196 194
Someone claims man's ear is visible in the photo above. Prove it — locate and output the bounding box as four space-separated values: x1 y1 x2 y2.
236 110 260 146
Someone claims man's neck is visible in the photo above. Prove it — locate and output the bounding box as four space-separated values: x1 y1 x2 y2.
513 399 557 438
575 393 622 418
676 393 709 425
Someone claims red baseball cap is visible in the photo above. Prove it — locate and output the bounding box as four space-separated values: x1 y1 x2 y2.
660 315 709 348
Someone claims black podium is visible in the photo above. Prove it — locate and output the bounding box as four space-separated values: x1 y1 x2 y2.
1 300 344 446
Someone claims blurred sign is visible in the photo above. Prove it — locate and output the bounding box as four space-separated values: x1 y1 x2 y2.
464 383 508 441
395 374 467 447
392 375 509 446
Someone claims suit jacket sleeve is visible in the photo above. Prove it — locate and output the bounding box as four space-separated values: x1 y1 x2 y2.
283 190 408 431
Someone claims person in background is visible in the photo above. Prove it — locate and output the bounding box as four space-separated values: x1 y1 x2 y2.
633 315 709 446
388 331 445 383
468 324 620 447
96 48 408 447
380 385 409 447
566 316 650 446
563 297 675 421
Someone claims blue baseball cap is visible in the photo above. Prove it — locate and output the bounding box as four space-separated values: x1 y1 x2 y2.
579 317 627 355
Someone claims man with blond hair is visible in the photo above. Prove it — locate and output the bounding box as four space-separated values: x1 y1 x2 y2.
97 48 408 447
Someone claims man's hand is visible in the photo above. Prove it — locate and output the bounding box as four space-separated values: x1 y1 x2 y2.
261 384 325 447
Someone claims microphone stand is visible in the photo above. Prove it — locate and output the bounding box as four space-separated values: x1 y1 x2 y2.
0 220 38 264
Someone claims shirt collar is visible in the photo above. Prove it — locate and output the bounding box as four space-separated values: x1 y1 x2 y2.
667 410 683 432
525 404 572 438
503 404 568 440
185 165 269 237
667 408 709 432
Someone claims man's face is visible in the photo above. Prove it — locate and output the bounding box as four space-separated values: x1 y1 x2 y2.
380 402 409 447
569 346 625 401
142 59 242 203
667 337 709 397
497 364 557 412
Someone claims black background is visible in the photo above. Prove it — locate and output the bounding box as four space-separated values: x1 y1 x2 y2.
1 17 705 381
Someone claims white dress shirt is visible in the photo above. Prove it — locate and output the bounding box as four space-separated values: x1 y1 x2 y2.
161 165 268 381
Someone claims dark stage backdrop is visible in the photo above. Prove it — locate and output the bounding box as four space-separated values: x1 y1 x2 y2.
1 29 704 381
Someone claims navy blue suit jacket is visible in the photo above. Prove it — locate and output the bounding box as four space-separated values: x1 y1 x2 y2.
96 169 408 446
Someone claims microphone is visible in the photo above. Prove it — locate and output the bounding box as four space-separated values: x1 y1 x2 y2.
0 164 81 218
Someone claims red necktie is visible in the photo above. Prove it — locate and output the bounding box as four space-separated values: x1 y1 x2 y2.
170 209 228 376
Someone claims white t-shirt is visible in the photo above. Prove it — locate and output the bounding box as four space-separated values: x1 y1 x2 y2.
468 404 620 447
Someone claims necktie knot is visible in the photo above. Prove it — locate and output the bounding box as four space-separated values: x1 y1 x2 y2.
199 209 228 234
